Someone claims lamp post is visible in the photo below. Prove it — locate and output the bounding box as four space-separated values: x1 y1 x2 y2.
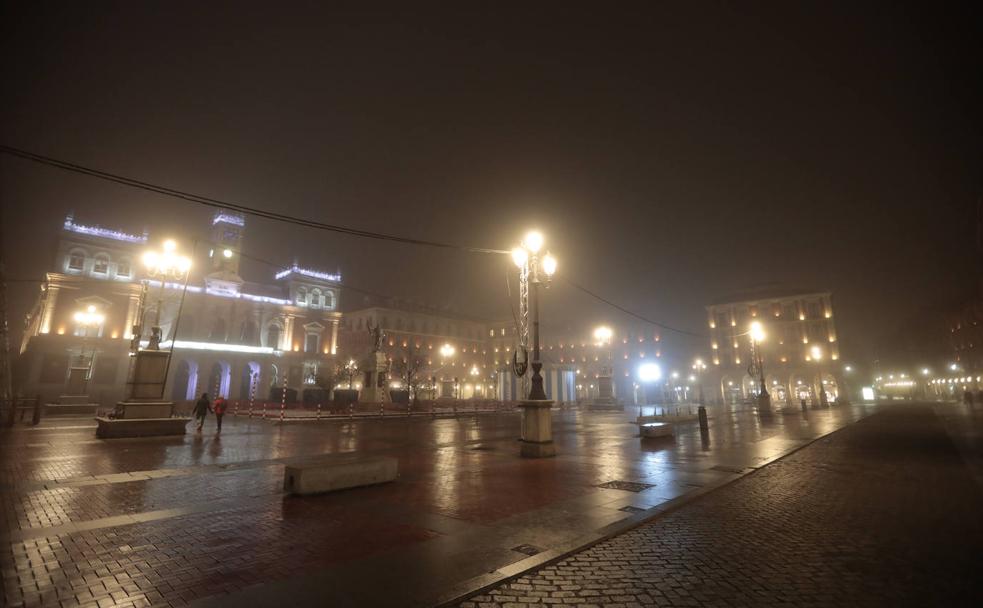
811 345 829 407
748 321 770 411
511 230 558 458
140 239 192 350
511 231 557 401
692 358 707 406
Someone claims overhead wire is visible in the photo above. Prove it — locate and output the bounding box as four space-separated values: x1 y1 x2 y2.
0 144 509 254
3 144 706 338
559 276 707 338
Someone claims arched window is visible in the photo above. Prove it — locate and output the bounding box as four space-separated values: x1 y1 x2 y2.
296 287 308 306
93 254 110 275
311 288 323 309
324 291 336 309
266 323 282 349
116 258 131 278
67 250 86 272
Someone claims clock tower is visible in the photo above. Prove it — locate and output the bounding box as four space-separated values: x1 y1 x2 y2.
209 211 245 274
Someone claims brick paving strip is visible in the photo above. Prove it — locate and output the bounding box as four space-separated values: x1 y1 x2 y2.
445 405 983 607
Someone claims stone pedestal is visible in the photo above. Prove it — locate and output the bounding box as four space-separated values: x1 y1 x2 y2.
95 349 189 438
360 351 389 403
128 350 170 400
518 399 556 458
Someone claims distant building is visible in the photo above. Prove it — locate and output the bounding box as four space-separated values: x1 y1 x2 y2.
17 212 342 405
705 287 844 404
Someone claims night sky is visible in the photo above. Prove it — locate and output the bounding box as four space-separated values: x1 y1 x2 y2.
2 2 980 367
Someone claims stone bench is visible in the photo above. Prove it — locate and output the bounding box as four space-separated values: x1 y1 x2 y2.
95 417 190 439
637 415 674 439
283 455 398 495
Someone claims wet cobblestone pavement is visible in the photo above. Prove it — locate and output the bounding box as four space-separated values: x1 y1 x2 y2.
1 402 888 607
459 404 983 607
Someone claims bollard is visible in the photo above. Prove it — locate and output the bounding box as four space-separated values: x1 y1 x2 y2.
248 379 256 419
380 402 385 417
31 395 42 426
317 402 322 420
234 400 239 416
280 373 287 423
349 401 354 419
698 405 709 433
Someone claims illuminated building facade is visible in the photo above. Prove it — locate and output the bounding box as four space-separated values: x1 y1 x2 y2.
17 211 342 405
705 288 843 405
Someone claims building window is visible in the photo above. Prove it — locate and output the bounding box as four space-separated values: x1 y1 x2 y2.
782 303 795 319
266 324 282 349
310 288 323 309
305 332 320 353
93 255 110 275
117 259 131 278
807 301 821 319
68 251 85 271
296 287 308 306
208 318 226 342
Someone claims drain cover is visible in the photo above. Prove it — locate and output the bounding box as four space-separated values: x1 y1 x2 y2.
596 480 655 492
512 544 542 556
618 505 646 514
710 465 745 474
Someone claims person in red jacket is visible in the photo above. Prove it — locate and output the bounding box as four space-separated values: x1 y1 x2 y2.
213 396 228 433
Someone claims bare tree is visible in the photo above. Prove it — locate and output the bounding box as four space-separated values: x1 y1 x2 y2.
393 341 426 405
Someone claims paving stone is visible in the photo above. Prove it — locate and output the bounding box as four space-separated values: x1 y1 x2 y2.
456 406 983 607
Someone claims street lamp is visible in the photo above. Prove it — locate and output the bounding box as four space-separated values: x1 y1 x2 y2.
692 357 707 405
811 344 829 407
748 321 770 410
512 230 557 401
140 239 192 350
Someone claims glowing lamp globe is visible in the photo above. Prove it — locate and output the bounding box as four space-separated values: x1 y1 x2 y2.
638 362 662 383
523 230 544 253
542 253 557 276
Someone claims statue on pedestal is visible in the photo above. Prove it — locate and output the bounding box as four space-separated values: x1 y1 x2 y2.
368 321 385 352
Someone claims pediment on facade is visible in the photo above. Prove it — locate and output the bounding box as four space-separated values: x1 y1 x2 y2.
74 294 114 309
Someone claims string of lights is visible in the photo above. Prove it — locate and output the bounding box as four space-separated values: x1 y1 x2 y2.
0 144 509 254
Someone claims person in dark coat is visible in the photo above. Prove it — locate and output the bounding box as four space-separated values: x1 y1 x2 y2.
193 393 211 431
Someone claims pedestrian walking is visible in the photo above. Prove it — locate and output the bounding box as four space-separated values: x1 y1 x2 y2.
193 393 211 432
964 390 975 406
213 396 227 433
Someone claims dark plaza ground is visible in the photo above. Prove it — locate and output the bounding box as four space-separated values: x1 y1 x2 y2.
2 401 981 607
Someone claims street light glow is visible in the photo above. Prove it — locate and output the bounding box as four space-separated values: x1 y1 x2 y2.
593 325 613 344
223 248 233 258
439 343 456 358
523 230 544 253
638 362 662 382
810 345 823 360
542 253 557 276
749 321 765 342
511 247 528 268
